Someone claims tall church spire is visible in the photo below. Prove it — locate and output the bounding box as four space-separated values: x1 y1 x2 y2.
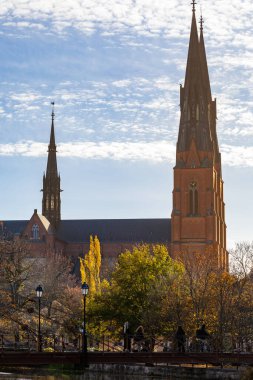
198 16 221 171
199 15 212 102
42 103 62 228
177 5 213 156
171 4 227 271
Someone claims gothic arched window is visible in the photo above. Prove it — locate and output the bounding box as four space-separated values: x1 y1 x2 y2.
32 224 39 240
46 195 49 210
196 104 199 121
189 181 198 216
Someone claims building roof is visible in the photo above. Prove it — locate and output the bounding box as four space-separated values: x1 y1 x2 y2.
37 213 54 234
56 218 171 243
0 220 28 239
0 218 171 244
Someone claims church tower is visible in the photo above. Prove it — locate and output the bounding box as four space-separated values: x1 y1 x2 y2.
42 103 62 228
171 3 228 270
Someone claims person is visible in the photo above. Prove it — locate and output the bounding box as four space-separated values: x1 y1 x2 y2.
175 326 186 352
134 326 145 342
196 324 210 352
196 324 210 340
133 326 145 352
123 322 131 352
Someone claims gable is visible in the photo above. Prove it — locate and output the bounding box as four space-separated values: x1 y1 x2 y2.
22 210 54 240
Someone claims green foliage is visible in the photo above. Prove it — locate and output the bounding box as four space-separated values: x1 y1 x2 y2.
89 244 184 336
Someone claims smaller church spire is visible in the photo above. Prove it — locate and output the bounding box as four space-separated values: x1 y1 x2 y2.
51 101 55 115
42 103 62 229
199 14 204 32
199 15 212 103
48 102 56 152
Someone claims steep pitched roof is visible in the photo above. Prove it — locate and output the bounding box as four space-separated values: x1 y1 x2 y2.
0 220 27 239
0 219 171 244
37 214 54 234
56 218 171 243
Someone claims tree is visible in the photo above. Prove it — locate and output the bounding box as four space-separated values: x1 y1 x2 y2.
0 239 82 345
181 249 218 328
33 249 76 318
80 235 101 295
89 244 184 337
0 239 40 341
208 270 237 350
230 242 253 280
229 242 253 349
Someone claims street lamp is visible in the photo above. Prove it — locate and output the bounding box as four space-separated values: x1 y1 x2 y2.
36 285 43 352
81 282 89 353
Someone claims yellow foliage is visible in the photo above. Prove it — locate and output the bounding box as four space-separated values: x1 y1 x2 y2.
79 235 101 296
80 257 85 284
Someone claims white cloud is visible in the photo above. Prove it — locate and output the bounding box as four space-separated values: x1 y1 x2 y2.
0 0 250 46
10 92 41 102
112 79 132 88
0 141 46 156
0 139 253 168
0 139 176 161
221 144 253 167
3 21 46 30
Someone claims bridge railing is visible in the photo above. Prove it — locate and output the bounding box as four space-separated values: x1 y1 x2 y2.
0 332 250 356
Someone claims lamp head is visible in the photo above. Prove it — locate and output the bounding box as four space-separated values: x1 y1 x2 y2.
36 285 43 298
81 282 89 296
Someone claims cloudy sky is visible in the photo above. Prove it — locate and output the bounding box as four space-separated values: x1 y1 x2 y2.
0 0 252 248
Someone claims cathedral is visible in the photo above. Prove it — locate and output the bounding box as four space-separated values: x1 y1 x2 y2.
0 4 228 272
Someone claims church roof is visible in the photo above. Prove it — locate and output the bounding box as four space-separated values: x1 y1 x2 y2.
0 220 27 238
0 218 171 244
56 218 171 243
37 213 54 234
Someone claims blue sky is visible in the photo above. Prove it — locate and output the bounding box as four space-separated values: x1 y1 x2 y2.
0 0 253 248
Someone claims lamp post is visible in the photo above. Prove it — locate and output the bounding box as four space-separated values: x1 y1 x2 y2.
36 285 43 352
81 282 89 353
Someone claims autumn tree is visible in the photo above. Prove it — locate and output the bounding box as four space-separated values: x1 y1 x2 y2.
80 235 101 295
0 239 81 343
33 249 77 318
181 249 218 329
89 244 184 337
229 242 253 349
208 271 237 350
0 239 37 337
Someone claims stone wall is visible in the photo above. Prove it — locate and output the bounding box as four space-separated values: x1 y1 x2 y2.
89 363 244 379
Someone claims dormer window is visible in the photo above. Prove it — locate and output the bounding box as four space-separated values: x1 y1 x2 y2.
32 224 39 240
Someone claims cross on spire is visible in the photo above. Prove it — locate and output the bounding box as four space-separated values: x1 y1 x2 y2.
51 101 55 119
191 0 197 12
199 15 204 31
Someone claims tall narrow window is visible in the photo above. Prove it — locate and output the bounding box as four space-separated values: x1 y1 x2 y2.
32 224 39 240
196 104 199 121
46 195 49 210
189 182 198 215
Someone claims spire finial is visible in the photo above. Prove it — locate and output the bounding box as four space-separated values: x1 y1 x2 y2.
199 15 204 31
51 101 55 120
191 0 197 12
